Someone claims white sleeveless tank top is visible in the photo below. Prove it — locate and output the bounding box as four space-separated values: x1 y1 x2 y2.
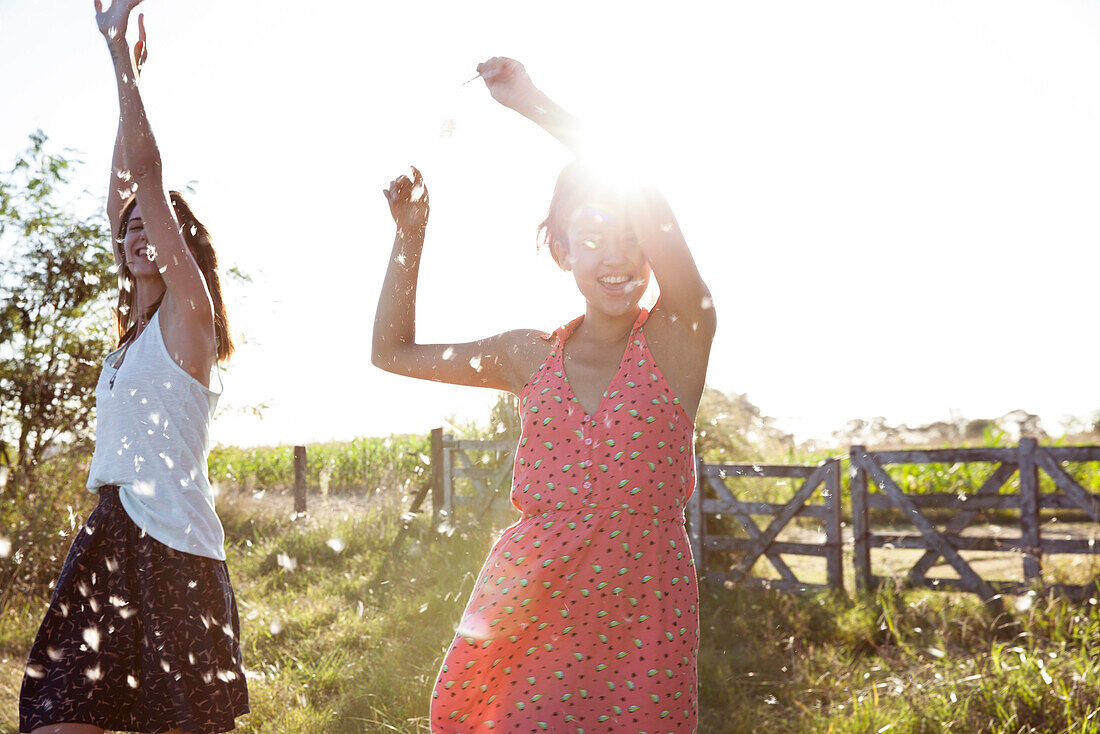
86 310 226 560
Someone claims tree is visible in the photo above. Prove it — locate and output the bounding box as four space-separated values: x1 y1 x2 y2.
0 131 115 491
694 387 795 462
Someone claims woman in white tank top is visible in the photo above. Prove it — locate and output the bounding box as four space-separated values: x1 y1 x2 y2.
19 2 249 732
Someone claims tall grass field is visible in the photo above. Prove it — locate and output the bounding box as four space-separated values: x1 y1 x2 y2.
2 432 1099 733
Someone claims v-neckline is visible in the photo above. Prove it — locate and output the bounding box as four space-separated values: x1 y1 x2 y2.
556 310 645 418
107 312 157 388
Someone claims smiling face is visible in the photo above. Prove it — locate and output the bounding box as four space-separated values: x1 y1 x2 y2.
120 202 162 280
559 204 652 317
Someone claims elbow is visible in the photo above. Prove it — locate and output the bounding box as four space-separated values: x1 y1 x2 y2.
371 333 396 373
372 318 418 375
689 309 717 340
701 289 717 328
683 293 717 340
662 287 717 338
697 294 717 339
371 344 389 371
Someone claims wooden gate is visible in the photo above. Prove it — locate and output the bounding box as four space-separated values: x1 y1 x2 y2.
439 434 517 521
850 438 1100 608
688 457 843 593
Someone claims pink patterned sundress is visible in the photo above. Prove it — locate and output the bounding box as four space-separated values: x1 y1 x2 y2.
431 308 699 733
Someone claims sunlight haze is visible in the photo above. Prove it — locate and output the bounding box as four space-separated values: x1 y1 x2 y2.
2 0 1098 446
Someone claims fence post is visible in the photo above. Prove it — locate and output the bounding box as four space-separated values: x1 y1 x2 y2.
1018 437 1042 584
849 446 871 593
824 459 844 593
689 456 706 582
293 445 307 513
442 433 454 518
430 428 444 518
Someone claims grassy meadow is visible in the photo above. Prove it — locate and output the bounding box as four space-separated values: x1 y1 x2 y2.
3 428 1100 733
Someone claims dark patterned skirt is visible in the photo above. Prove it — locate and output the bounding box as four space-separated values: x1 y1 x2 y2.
19 485 249 734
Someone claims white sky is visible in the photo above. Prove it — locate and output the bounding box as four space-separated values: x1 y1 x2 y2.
2 0 1098 446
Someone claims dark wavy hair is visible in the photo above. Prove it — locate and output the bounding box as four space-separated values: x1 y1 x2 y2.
537 160 626 265
114 191 234 361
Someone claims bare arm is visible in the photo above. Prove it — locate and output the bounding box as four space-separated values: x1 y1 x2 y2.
96 0 215 376
477 57 582 155
372 168 547 393
107 126 127 245
477 57 714 337
628 187 715 336
477 56 715 413
105 14 146 243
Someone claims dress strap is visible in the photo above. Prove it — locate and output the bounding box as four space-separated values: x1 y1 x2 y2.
548 314 586 352
630 307 651 333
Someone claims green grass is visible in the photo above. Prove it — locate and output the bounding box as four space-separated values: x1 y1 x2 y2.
3 428 1100 732
4 485 1100 734
698 583 1100 733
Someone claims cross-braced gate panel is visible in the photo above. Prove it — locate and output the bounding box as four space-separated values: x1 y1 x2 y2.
688 458 843 593
850 438 1100 609
441 437 517 522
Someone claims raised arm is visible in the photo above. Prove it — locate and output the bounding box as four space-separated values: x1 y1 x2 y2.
105 11 147 243
628 185 716 420
372 168 547 394
478 57 714 414
96 0 215 375
477 57 582 156
478 57 714 339
627 186 715 335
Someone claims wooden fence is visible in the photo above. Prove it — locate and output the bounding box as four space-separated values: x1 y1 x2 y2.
438 434 517 520
850 438 1100 607
290 429 516 521
288 431 1100 602
427 431 847 593
688 458 843 593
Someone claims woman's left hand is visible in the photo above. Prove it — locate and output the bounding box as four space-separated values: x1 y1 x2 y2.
133 12 148 74
94 0 146 45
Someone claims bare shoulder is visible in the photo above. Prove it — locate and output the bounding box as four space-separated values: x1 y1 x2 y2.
643 300 717 420
156 295 217 385
496 328 555 393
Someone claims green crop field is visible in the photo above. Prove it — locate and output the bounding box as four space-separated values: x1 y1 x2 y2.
3 430 1100 733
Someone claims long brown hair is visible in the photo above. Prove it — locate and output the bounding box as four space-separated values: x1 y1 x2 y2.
114 191 234 361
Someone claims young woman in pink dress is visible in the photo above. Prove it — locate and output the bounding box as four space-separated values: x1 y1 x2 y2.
374 57 716 733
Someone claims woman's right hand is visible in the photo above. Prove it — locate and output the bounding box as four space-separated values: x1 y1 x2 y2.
384 167 430 240
94 0 145 45
476 57 538 112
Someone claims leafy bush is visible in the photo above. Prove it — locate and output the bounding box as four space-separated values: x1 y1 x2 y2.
0 455 95 615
